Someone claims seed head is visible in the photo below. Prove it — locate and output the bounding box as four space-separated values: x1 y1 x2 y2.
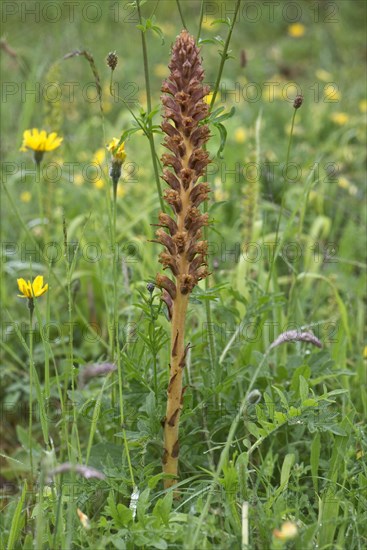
106 51 118 71
293 95 303 109
147 282 155 294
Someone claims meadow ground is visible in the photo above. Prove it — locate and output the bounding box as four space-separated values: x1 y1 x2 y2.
1 0 366 548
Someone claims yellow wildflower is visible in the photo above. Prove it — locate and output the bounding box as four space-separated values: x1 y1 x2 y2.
107 138 126 164
94 178 105 190
204 91 214 105
117 185 126 198
273 521 298 541
348 184 358 196
20 191 32 203
324 85 341 102
338 176 350 189
17 275 48 299
154 64 168 78
359 99 367 113
20 129 63 153
363 345 367 359
201 16 215 30
93 147 106 166
330 112 349 125
77 508 91 530
315 69 333 82
74 174 84 187
234 127 247 143
288 23 305 38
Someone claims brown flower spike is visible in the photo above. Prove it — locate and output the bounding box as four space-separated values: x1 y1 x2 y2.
155 30 211 489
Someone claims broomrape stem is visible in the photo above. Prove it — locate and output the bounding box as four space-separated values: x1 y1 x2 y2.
156 31 211 489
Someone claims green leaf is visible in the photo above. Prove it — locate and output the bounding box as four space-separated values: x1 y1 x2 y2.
214 122 227 158
148 473 167 490
327 424 347 436
153 491 173 526
280 453 295 489
210 17 231 26
7 481 27 550
310 432 320 492
137 488 151 522
299 375 309 403
106 492 133 529
290 365 311 393
213 106 236 123
272 386 289 411
246 422 260 438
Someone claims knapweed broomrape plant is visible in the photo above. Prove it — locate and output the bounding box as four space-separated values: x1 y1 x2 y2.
155 30 211 488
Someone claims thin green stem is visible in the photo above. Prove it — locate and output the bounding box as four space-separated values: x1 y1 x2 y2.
176 0 187 29
2 180 110 350
266 107 298 292
109 73 146 136
63 221 81 463
44 262 52 400
137 0 165 212
116 337 135 487
203 1 242 383
109 71 164 182
203 201 217 371
28 304 34 478
210 0 242 109
149 296 158 399
189 350 270 549
196 0 205 42
35 161 44 228
111 184 119 409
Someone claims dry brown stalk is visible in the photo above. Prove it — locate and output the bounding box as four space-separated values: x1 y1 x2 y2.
155 30 211 489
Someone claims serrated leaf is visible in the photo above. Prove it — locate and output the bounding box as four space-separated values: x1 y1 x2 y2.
272 386 289 411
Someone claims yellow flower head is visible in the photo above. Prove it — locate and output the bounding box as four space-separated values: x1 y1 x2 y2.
204 92 214 106
273 521 298 541
93 147 106 166
77 508 91 530
20 191 32 203
330 112 349 125
315 69 333 82
288 23 305 38
154 63 168 78
17 275 48 299
106 138 126 164
234 127 247 144
20 129 63 154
